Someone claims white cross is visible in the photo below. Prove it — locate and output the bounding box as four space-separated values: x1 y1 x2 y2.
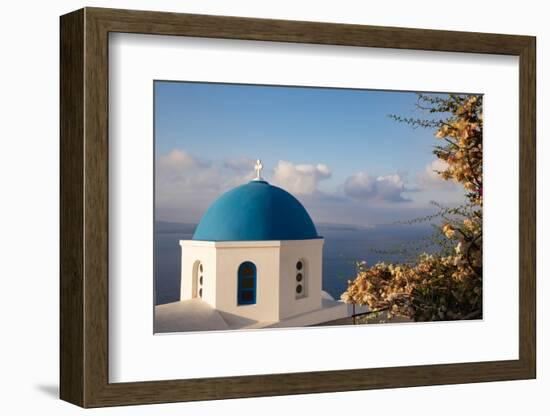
254 159 263 180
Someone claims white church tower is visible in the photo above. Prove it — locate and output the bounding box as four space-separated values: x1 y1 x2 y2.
179 159 325 323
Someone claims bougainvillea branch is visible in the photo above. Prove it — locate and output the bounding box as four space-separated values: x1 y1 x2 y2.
341 94 483 322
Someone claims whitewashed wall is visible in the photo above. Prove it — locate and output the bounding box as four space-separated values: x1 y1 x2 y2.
180 241 217 306
214 242 281 321
278 239 323 319
181 239 324 321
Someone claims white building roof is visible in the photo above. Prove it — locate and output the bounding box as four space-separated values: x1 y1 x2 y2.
154 294 354 333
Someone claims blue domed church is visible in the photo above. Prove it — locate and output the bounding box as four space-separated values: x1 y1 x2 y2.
156 161 352 332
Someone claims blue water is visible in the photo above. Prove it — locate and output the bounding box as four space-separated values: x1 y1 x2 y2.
154 222 435 305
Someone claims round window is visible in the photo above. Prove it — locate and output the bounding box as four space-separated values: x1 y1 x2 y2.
296 273 303 282
199 263 203 273
199 276 203 285
296 284 303 294
199 288 203 297
296 261 303 270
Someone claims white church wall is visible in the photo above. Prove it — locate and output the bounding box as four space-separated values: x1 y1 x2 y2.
179 241 217 306
214 241 281 322
278 239 323 320
180 239 324 324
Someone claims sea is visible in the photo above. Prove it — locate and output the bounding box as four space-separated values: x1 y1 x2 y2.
154 221 436 305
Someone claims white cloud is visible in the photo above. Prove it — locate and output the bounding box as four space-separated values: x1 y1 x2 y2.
158 149 203 171
344 172 409 202
155 149 271 222
271 160 331 195
416 159 458 190
224 157 256 172
157 149 219 190
156 150 457 225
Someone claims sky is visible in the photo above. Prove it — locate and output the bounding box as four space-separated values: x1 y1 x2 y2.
154 81 466 226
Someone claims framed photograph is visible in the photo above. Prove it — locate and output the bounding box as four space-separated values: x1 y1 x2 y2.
60 7 536 408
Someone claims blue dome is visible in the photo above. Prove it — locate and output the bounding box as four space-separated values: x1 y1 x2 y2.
193 180 320 241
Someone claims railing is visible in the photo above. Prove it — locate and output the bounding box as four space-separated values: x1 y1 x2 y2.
351 303 390 324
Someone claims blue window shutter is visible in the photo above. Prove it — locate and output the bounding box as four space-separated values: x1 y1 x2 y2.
237 262 257 305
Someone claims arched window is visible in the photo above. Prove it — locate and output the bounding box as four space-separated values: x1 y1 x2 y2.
295 259 307 299
192 260 204 299
237 261 257 305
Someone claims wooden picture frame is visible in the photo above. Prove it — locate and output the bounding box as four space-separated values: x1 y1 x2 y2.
60 7 536 408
